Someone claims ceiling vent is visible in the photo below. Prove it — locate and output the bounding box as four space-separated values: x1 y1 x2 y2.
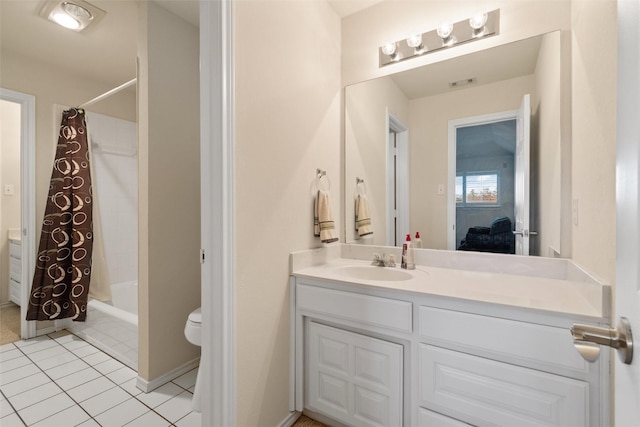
449 78 477 88
39 0 106 32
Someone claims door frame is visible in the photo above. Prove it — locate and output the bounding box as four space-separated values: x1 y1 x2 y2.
0 88 36 340
200 1 236 426
447 110 519 250
386 110 409 246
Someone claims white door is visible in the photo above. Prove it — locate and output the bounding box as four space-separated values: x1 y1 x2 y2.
387 112 409 246
514 94 531 255
614 0 640 424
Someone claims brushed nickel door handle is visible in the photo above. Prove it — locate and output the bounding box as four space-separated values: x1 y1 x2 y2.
571 317 633 364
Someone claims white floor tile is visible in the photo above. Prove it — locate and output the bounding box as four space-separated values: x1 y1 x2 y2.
0 372 52 398
7 381 62 411
47 330 71 340
32 349 79 371
17 392 75 425
67 376 116 403
119 378 143 397
93 358 125 375
82 351 111 366
94 398 149 427
76 418 101 427
60 336 92 351
31 403 90 427
153 391 194 423
27 343 71 363
106 366 138 385
0 364 40 386
44 359 89 380
14 338 59 354
79 385 130 417
135 382 183 409
71 344 100 358
0 356 33 374
172 368 198 390
55 367 102 391
175 410 202 427
0 343 17 353
0 412 26 427
0 348 22 362
0 395 15 417
124 410 171 427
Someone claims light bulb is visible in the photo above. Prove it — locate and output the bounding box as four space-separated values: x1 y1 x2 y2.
469 12 488 30
381 42 397 57
436 22 453 39
52 12 80 29
406 34 423 48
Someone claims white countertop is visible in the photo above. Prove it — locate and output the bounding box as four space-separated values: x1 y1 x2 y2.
290 245 610 322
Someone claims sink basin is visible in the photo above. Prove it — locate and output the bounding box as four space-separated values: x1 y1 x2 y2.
337 265 413 282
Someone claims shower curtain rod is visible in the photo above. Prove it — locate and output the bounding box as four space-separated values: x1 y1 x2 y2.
79 78 137 109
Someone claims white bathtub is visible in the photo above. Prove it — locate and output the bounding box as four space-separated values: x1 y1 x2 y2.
68 280 138 370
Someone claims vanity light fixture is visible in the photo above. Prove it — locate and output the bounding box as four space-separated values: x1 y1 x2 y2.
406 34 425 54
379 9 500 67
39 0 106 32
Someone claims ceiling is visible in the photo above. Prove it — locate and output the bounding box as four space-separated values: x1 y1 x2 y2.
0 0 376 94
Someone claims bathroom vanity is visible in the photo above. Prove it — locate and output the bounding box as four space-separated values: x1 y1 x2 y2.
290 245 611 426
8 236 22 306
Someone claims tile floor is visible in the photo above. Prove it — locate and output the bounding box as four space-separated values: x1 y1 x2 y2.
0 330 201 426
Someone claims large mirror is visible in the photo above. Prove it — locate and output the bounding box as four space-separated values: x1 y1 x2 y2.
345 31 562 256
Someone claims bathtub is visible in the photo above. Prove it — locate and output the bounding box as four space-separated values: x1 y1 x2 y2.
68 280 138 370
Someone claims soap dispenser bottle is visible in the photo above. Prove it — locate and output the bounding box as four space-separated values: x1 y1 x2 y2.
414 232 422 248
401 234 415 270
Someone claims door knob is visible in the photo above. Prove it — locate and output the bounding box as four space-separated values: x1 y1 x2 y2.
512 230 538 237
571 317 633 364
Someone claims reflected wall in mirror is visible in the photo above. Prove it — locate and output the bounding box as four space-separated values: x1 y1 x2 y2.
345 31 562 257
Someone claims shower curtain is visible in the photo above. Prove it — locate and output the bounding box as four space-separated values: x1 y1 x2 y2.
27 108 102 321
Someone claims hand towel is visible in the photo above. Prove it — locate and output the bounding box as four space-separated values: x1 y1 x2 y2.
355 194 373 237
314 190 339 243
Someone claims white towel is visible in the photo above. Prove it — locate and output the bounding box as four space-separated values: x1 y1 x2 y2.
355 194 373 237
314 190 338 243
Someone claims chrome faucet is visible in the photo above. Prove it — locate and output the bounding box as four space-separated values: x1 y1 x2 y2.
371 253 396 267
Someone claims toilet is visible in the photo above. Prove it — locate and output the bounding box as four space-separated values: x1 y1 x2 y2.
184 307 202 412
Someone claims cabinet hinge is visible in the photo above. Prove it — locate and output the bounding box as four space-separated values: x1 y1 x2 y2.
200 249 205 264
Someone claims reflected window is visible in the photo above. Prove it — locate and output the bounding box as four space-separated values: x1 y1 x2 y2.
456 171 499 205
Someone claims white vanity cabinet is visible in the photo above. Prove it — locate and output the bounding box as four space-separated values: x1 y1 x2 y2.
292 276 608 427
9 239 22 306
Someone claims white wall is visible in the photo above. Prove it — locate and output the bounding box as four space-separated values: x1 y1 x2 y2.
87 112 138 285
0 100 22 304
234 0 341 424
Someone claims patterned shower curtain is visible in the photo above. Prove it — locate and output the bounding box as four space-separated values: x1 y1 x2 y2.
27 108 94 321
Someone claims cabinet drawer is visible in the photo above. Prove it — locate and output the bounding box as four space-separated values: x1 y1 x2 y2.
418 306 588 374
419 344 588 427
297 284 412 333
9 278 21 306
9 242 21 259
417 407 470 427
10 257 21 282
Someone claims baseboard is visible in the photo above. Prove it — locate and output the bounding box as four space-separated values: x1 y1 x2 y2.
36 326 57 336
136 357 200 393
278 411 302 427
0 301 18 309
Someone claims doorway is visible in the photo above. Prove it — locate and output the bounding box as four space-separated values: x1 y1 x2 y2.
448 95 531 254
386 111 409 246
0 88 36 340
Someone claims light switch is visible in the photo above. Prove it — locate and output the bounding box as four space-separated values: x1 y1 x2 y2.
4 184 14 196
437 184 445 195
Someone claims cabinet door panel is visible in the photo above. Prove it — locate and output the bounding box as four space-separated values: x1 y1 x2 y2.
417 407 471 427
308 322 402 427
419 344 589 427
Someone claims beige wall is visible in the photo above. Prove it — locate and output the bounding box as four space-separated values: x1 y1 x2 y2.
570 0 617 285
137 1 201 382
234 0 341 424
532 31 563 257
0 100 21 304
345 77 409 245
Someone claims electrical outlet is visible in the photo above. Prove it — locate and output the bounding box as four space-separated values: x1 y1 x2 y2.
437 184 445 195
3 184 14 196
